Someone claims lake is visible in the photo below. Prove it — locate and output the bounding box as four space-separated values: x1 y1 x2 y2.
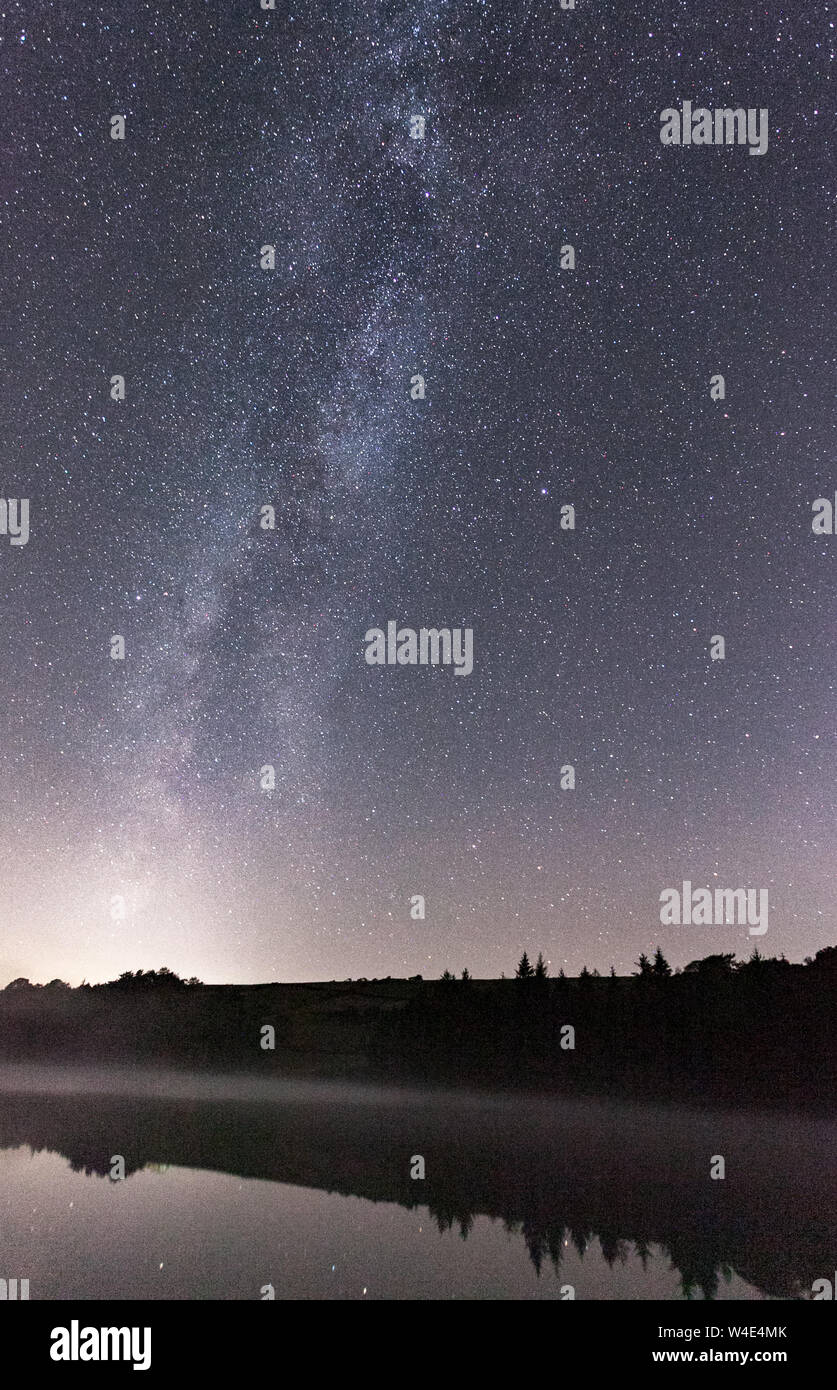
0 1066 833 1300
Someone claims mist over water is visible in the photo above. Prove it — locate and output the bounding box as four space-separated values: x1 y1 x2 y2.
0 1067 833 1300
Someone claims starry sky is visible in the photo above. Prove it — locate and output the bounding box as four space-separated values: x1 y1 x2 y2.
0 1 835 985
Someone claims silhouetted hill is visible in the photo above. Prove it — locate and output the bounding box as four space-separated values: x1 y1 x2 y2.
0 949 834 1108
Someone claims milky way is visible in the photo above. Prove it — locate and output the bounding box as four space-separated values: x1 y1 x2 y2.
1 2 835 983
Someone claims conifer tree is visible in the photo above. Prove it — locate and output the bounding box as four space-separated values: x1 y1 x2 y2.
652 946 672 977
516 951 534 978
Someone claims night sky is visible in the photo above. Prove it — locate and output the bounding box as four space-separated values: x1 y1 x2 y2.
1 1 834 985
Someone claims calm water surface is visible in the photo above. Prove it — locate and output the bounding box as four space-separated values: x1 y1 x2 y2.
0 1066 833 1300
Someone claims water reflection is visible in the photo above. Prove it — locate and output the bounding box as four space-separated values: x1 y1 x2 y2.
0 1067 833 1300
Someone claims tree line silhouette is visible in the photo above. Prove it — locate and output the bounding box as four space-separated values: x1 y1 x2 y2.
3 967 202 992
389 944 837 1106
437 944 810 983
1 947 835 1107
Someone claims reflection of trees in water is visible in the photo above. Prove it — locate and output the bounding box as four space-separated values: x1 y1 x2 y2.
0 1085 832 1300
426 1203 750 1299
428 1207 739 1298
433 1206 474 1240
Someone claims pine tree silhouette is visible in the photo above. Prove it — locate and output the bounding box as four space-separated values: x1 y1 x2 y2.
652 947 672 977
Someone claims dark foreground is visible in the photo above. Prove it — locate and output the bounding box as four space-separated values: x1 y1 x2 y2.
0 1068 834 1300
0 950 835 1109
